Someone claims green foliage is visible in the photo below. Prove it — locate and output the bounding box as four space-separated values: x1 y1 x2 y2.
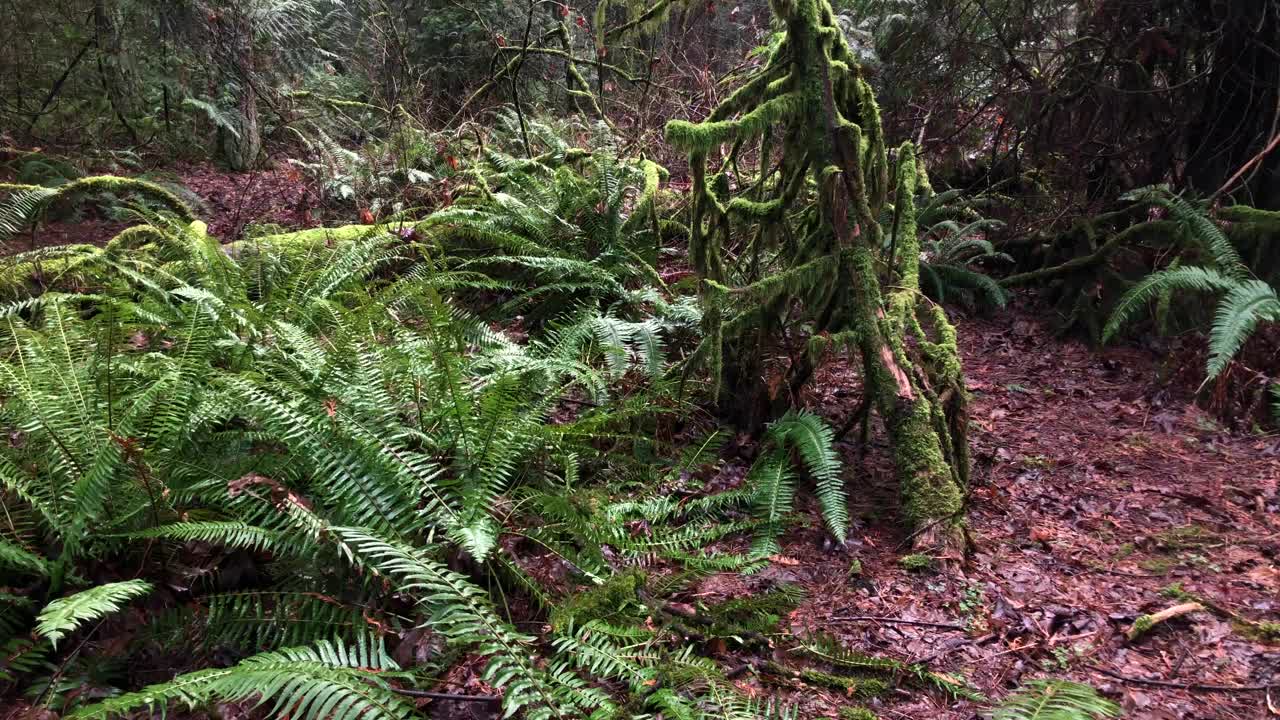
797 633 984 701
0 175 194 246
747 411 846 553
664 0 972 549
67 638 415 720
0 183 797 719
549 570 648 633
989 680 1120 720
898 553 933 572
915 192 1010 308
1105 188 1280 392
36 581 153 647
703 585 804 639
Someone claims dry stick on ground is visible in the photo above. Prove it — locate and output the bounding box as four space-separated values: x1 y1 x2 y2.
1091 666 1275 693
830 615 967 631
1125 602 1204 641
390 688 502 703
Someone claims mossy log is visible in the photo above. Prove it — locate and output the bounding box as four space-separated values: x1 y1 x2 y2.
2 175 196 231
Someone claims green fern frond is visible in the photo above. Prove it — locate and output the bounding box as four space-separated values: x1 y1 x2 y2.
67 638 414 720
767 411 847 542
0 537 47 577
1206 279 1280 378
929 263 1008 308
748 448 796 556
1103 266 1237 343
36 580 153 646
1122 186 1245 277
990 679 1120 720
182 98 243 140
332 527 578 720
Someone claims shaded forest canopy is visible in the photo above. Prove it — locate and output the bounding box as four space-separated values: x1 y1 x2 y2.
0 1 1277 719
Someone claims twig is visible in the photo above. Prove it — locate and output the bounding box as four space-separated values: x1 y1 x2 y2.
1091 666 1275 693
1126 602 1204 641
1211 89 1280 203
390 688 501 703
830 615 967 631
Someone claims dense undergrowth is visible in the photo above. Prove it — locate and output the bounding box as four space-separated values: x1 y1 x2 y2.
2 0 1277 718
0 103 1133 720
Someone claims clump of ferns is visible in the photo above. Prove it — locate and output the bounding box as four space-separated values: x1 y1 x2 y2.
0 287 623 718
910 190 1011 309
414 112 670 323
1105 187 1280 421
287 123 437 212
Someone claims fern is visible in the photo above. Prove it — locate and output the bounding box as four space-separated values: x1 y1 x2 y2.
1106 191 1280 382
66 639 414 720
1207 279 1280 378
36 580 153 646
770 411 847 541
990 680 1120 720
182 97 243 140
746 411 845 551
0 537 47 577
1122 187 1246 277
1104 266 1237 343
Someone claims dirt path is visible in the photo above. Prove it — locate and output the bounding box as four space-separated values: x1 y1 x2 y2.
747 307 1280 719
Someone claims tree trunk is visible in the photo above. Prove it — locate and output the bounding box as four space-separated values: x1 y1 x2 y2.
220 15 261 171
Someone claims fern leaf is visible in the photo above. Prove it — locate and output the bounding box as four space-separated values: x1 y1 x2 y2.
68 639 414 720
182 98 243 140
769 411 847 542
1206 279 1280 378
1103 266 1236 343
990 679 1120 720
0 537 47 576
37 580 153 646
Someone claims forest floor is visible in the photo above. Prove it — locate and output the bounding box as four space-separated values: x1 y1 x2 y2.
767 310 1280 720
6 163 1278 720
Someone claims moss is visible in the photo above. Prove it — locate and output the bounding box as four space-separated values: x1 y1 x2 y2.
55 176 195 223
0 183 41 194
704 585 802 637
666 93 805 153
105 225 168 251
665 0 971 549
894 399 965 526
1244 621 1280 643
727 197 785 220
246 224 389 246
898 553 933 572
1220 205 1280 228
1129 614 1155 640
548 569 647 633
1152 525 1213 550
797 668 889 698
840 708 878 720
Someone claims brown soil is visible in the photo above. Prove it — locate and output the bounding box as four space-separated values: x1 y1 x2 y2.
722 306 1280 720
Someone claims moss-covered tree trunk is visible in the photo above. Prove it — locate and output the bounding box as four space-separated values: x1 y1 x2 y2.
666 0 969 554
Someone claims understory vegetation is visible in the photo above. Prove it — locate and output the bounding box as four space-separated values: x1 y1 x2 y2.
1 0 1277 719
